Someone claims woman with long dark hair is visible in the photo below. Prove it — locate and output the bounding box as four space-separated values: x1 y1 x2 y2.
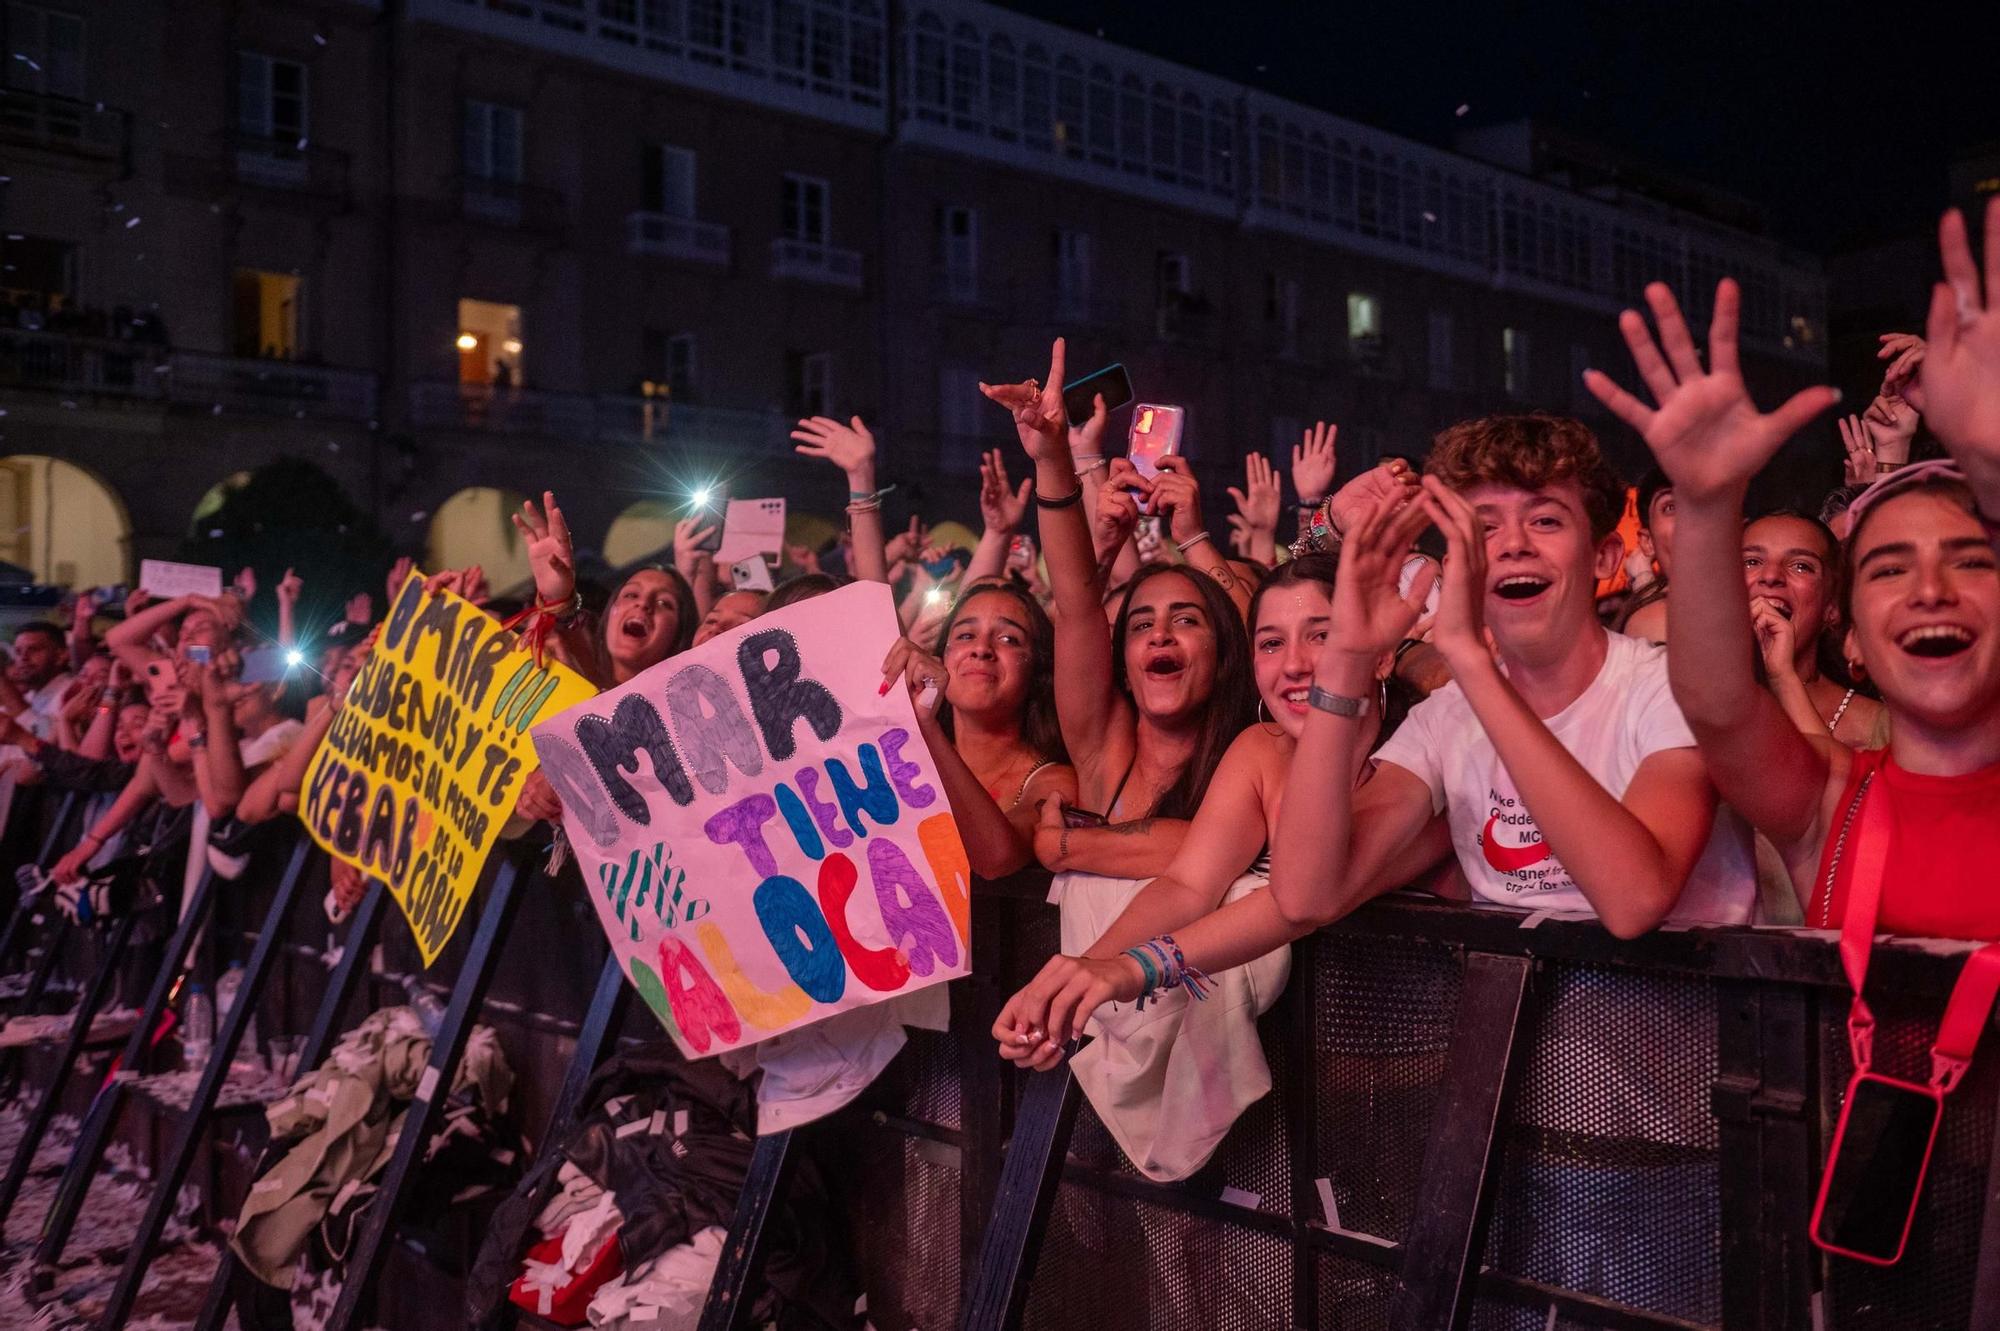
882 577 1075 878
989 555 1442 1178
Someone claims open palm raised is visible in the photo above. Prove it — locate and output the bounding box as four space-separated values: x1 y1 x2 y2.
1583 279 1838 505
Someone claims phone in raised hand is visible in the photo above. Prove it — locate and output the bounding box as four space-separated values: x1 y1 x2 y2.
1062 363 1134 427
1127 404 1184 481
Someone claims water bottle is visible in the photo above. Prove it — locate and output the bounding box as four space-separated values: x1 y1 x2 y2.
183 983 214 1071
216 961 258 1068
398 974 447 1039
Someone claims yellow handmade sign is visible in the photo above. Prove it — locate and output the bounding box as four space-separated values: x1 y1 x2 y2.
298 574 595 964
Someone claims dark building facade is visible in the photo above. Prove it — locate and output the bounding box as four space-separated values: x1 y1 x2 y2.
0 0 1827 593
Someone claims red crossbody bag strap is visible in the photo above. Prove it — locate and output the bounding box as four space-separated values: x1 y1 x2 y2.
1833 768 2000 1090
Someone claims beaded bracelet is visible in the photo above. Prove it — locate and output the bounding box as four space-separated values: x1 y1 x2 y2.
1122 933 1213 1010
1175 530 1213 554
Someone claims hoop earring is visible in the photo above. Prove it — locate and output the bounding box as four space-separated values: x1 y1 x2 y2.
1257 698 1282 733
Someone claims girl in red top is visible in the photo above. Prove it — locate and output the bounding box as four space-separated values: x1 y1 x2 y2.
1583 199 2000 942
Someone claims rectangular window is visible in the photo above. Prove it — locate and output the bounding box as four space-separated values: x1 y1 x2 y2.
458 297 523 387
1054 228 1092 316
939 204 977 300
1503 327 1531 397
1347 292 1381 345
781 173 830 244
232 268 301 360
1157 251 1191 299
645 329 698 402
7 3 85 98
795 350 832 417
463 100 523 183
237 51 307 143
1428 310 1456 391
645 144 697 218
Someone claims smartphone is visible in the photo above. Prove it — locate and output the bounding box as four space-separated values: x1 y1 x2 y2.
1062 363 1134 427
690 489 726 554
1810 1072 1944 1265
238 646 288 685
1007 534 1037 568
730 555 774 593
1061 805 1108 830
184 644 212 666
1127 404 1184 480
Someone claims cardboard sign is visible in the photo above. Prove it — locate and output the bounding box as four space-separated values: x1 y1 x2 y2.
715 498 786 566
299 573 594 965
138 559 222 599
531 581 971 1059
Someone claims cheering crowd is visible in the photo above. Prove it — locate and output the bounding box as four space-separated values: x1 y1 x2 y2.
5 200 2000 1322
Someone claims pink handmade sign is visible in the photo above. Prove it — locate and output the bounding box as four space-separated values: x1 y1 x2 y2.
530 581 972 1058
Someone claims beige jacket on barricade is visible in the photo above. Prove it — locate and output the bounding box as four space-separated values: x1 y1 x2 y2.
1049 868 1290 1182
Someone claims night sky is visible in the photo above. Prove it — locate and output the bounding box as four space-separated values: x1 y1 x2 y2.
997 1 2000 256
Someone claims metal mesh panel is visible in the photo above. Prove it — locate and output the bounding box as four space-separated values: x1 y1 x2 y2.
839 1129 963 1330
1308 932 1461 1241
1024 1182 1293 1330
1478 963 1722 1327
1818 990 1997 1331
872 1025 963 1132
1313 1251 1397 1330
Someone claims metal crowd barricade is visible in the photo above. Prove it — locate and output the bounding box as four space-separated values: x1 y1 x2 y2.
833 895 2000 1331
7 797 1999 1330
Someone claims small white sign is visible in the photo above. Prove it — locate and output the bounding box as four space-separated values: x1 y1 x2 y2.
138 559 223 599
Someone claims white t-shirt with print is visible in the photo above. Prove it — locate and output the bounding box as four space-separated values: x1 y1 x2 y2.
1372 629 1756 925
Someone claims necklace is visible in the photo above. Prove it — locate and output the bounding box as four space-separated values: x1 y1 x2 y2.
1825 686 1857 736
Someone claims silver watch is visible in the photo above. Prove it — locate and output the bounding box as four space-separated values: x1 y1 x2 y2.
1305 684 1372 718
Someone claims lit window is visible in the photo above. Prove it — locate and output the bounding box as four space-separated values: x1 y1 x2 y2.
233 269 301 360
1347 292 1381 345
458 298 523 386
1503 328 1530 397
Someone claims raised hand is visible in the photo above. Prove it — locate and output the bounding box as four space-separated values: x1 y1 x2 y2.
1878 332 1926 400
385 556 415 605
1920 200 2000 491
345 589 373 626
232 565 257 602
1068 391 1109 458
977 448 1032 535
1149 454 1205 545
512 491 576 607
1324 490 1436 666
791 415 878 478
1862 393 1919 467
1291 420 1339 504
1838 415 1878 488
672 517 717 578
515 768 564 824
884 516 926 568
1418 477 1489 666
980 338 1070 466
275 566 304 611
1226 453 1282 543
1583 279 1839 506
1092 460 1146 558
1327 458 1419 543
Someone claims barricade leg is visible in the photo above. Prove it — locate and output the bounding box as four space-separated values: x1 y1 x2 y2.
189 877 387 1331
957 1062 1085 1331
695 1128 800 1331
0 916 70 1060
323 856 527 1331
1387 951 1532 1331
1971 1078 2000 1331
539 951 631 1152
29 868 219 1267
90 841 316 1330
0 907 139 1237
